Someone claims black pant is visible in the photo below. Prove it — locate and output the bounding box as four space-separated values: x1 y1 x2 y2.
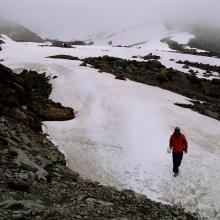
172 152 183 173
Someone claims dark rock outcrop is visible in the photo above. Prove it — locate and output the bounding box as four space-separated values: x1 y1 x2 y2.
142 53 160 60
0 38 4 50
115 75 126 80
0 64 75 131
177 60 220 75
157 68 174 82
46 39 93 48
30 99 74 121
175 100 220 120
47 54 80 60
187 25 220 54
161 37 220 58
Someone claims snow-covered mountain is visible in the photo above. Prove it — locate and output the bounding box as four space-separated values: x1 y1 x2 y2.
1 33 220 219
90 23 170 46
0 18 44 43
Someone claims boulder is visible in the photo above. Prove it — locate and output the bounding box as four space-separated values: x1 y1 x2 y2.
157 68 174 82
115 75 126 80
11 147 49 181
211 78 220 85
133 192 148 204
0 64 16 81
86 198 114 207
7 179 31 192
0 199 45 210
0 136 8 146
142 53 160 60
126 65 134 74
30 99 75 121
145 60 165 70
189 69 195 74
187 74 201 85
47 55 80 61
60 167 79 180
183 64 189 69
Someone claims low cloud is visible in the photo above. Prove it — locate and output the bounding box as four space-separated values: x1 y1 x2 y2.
0 0 219 40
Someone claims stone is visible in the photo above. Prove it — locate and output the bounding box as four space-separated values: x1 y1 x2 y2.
7 179 30 192
189 69 195 74
205 110 218 118
19 134 35 147
115 75 126 80
30 99 75 121
60 166 79 179
50 153 63 163
145 60 165 69
183 64 189 69
80 62 87 66
47 55 80 61
142 53 160 60
11 147 49 180
133 192 148 204
126 66 134 74
17 171 29 180
86 198 114 207
0 136 8 146
211 78 220 85
0 199 45 210
77 195 87 202
157 68 173 82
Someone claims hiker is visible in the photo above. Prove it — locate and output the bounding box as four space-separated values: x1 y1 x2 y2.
167 127 188 177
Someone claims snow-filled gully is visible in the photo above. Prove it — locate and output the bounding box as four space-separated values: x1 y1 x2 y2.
45 63 220 220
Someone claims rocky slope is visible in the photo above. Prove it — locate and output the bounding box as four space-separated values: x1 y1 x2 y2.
161 37 220 58
0 64 198 219
187 25 220 54
166 24 220 54
0 18 44 43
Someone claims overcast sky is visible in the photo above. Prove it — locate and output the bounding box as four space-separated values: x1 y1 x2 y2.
0 0 219 40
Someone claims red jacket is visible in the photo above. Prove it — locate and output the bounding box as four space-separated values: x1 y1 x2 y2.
169 133 188 153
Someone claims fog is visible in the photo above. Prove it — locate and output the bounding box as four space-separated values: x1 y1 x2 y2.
0 0 219 40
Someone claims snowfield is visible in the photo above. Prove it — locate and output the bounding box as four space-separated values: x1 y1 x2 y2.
91 23 169 46
1 36 220 219
170 32 195 45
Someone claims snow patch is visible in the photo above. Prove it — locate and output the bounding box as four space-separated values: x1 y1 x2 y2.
170 32 195 44
92 23 169 46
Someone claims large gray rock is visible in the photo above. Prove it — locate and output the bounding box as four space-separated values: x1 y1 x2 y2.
0 199 45 210
86 198 114 207
11 147 49 180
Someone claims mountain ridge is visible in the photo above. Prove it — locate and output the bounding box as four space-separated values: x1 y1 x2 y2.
0 18 44 43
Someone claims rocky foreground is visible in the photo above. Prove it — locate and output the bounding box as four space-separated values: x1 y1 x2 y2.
0 63 198 219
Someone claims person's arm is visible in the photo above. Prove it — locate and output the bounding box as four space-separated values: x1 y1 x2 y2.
167 136 173 153
182 135 188 153
169 136 173 149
